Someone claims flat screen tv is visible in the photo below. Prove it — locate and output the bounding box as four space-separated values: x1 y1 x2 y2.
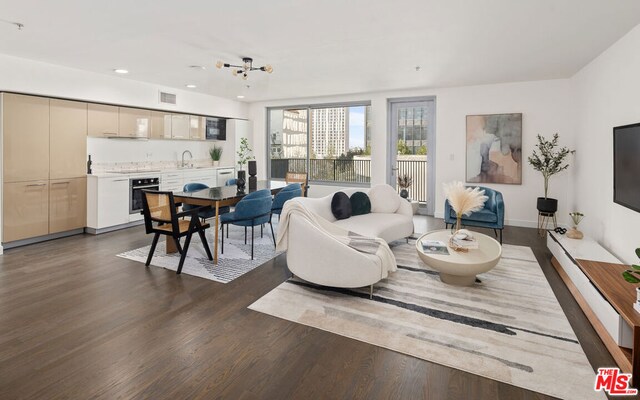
614 123 640 212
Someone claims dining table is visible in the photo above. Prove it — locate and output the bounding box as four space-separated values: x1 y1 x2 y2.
171 180 288 264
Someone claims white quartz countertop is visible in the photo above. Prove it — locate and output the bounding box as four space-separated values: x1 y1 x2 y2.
88 165 235 178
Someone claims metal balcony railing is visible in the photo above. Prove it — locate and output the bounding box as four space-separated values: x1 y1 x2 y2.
271 158 428 202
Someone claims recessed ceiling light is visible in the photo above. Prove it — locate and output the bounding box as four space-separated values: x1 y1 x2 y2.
237 95 245 99
113 69 129 74
189 65 206 70
185 84 197 88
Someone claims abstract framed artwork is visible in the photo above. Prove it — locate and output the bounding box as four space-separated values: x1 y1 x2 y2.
466 113 522 184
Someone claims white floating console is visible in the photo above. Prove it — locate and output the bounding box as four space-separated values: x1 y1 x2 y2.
547 231 633 348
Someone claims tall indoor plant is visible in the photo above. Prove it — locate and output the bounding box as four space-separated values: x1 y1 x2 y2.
236 137 254 189
527 133 571 213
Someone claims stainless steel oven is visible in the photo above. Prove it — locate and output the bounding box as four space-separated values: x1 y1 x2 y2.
130 177 160 214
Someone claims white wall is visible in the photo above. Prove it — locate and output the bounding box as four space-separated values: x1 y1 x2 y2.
0 53 248 118
249 79 574 227
571 24 640 264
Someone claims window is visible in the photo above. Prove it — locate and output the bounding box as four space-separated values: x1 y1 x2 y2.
268 103 371 184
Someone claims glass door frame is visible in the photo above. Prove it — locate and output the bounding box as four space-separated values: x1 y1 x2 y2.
387 96 436 215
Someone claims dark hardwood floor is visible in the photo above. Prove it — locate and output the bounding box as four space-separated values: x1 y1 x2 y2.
0 218 615 399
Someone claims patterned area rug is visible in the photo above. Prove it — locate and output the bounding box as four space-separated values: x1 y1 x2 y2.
249 241 604 400
118 222 281 283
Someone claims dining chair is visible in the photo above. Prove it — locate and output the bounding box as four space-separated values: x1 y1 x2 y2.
141 190 213 274
225 178 237 186
220 189 274 260
271 183 303 225
182 183 230 221
285 172 308 197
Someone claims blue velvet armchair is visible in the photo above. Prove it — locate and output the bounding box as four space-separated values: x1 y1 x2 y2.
444 186 505 243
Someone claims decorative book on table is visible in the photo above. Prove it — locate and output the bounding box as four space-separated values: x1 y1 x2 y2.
421 240 450 255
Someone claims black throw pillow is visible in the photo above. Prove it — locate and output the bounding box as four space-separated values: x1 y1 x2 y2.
350 191 371 216
331 192 352 220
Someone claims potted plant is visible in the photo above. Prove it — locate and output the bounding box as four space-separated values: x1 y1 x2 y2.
397 174 412 199
236 137 254 190
621 248 640 309
527 133 571 214
209 145 223 167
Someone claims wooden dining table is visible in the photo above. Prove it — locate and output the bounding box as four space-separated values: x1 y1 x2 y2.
171 180 287 264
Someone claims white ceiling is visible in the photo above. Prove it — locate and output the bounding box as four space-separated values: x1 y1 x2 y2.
1 0 639 102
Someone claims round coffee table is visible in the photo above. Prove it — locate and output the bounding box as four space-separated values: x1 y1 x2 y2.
416 230 502 286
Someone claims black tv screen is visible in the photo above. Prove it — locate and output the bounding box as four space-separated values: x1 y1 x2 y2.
614 123 640 212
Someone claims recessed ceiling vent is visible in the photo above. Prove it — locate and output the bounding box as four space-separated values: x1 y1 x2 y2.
159 91 177 105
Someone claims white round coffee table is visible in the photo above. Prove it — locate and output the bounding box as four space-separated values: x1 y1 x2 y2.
416 230 502 286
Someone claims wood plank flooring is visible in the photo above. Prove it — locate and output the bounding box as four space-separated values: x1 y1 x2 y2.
0 218 615 399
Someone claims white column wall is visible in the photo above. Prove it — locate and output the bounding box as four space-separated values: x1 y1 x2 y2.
570 24 640 264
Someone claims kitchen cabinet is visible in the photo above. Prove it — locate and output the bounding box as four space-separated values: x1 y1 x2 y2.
150 111 172 139
184 169 217 188
119 107 150 138
90 177 130 229
88 103 119 137
161 172 184 192
49 177 87 233
171 114 189 140
2 93 50 183
3 181 49 242
190 116 205 140
216 168 235 187
50 99 88 179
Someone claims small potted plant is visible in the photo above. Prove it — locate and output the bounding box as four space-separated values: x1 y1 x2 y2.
209 145 223 167
527 133 572 214
621 248 640 310
567 212 584 239
236 137 254 190
397 174 412 199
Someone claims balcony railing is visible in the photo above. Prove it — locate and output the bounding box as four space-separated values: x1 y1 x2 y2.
271 158 428 202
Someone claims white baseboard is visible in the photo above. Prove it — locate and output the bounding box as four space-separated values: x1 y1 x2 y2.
0 244 3 255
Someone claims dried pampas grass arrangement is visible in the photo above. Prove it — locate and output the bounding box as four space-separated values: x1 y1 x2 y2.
443 181 488 231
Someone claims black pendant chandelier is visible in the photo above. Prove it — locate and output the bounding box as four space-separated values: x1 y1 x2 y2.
215 57 273 80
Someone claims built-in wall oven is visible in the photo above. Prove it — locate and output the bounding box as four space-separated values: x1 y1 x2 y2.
130 177 160 214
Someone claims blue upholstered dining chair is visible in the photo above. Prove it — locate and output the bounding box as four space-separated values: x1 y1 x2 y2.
444 186 505 244
225 178 237 186
220 189 274 259
182 183 230 221
271 183 303 220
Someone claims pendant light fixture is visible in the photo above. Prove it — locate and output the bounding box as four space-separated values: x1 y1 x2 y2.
215 57 273 80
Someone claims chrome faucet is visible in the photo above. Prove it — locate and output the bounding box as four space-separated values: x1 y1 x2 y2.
181 150 193 168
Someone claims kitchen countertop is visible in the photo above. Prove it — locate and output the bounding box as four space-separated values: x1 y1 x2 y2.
88 165 235 178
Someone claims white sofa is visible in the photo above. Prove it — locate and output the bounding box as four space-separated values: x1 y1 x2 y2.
283 185 414 289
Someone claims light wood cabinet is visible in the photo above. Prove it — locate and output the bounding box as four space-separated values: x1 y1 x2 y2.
171 114 189 139
49 178 87 234
3 181 49 242
150 111 172 139
119 107 150 138
189 116 205 140
88 103 118 137
2 93 50 183
50 99 88 179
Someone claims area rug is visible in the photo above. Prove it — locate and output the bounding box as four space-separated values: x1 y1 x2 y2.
118 223 281 283
249 242 604 400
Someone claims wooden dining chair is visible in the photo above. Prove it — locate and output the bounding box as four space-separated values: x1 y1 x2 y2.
141 190 213 274
285 172 308 197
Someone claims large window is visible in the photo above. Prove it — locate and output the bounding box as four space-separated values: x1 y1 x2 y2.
268 103 372 184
